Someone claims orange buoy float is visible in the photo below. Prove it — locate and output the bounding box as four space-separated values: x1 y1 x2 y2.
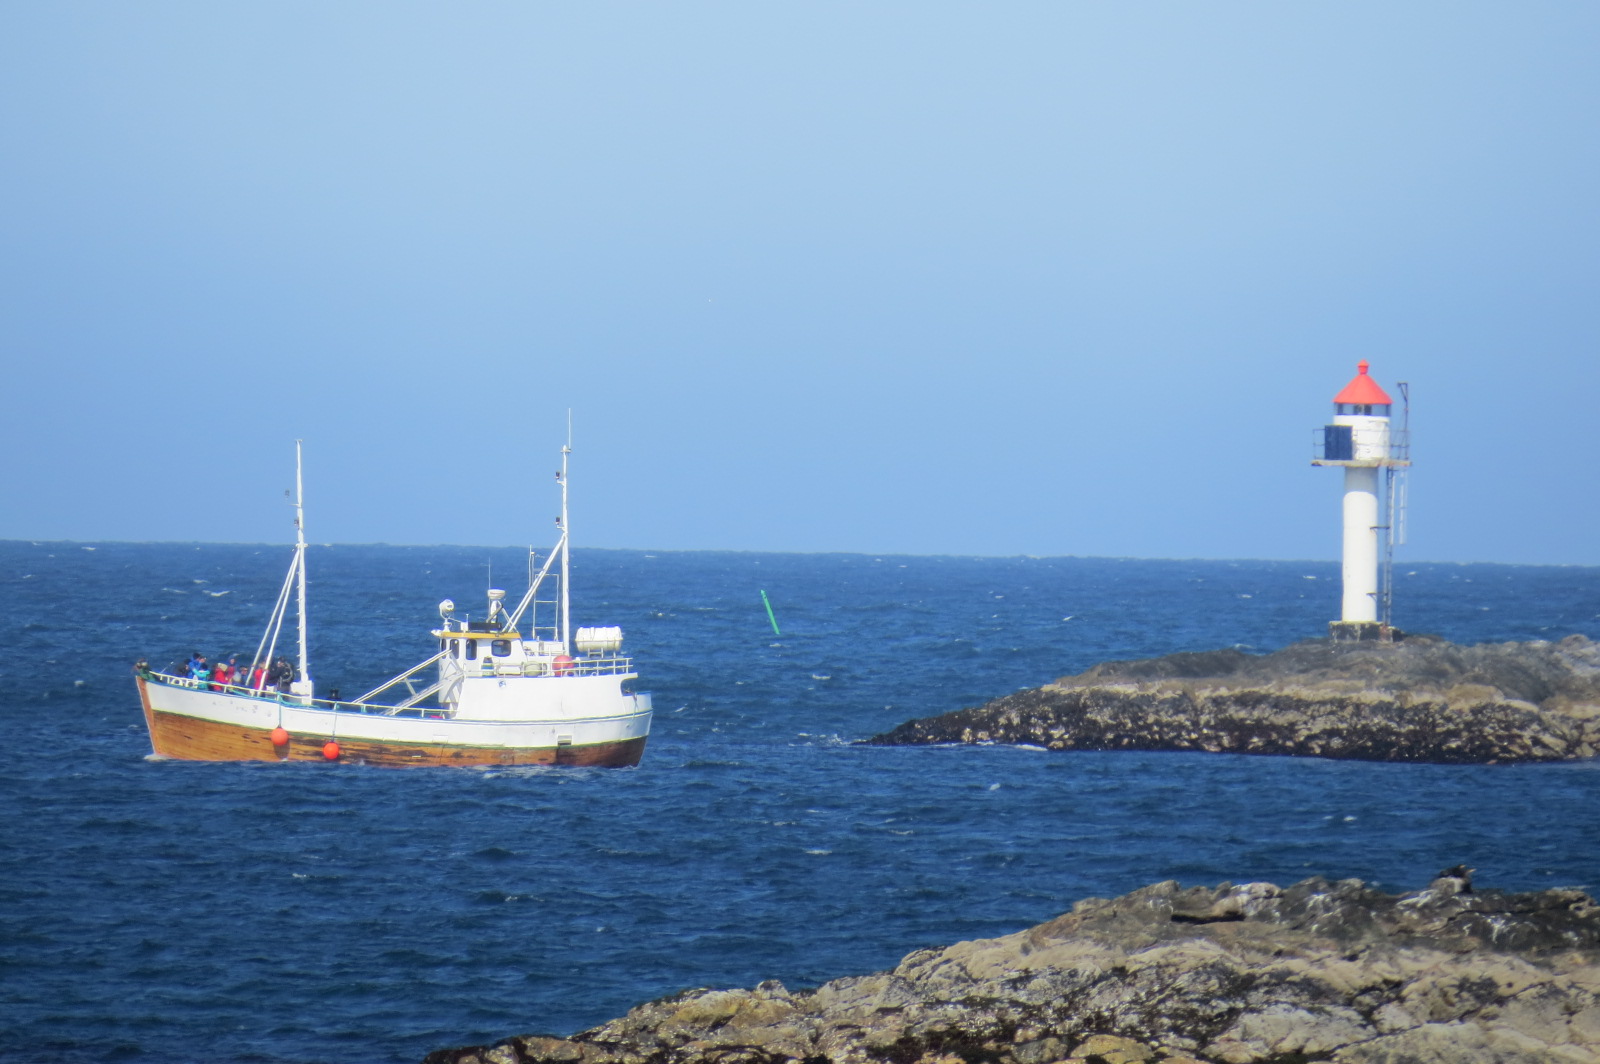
552 654 575 676
270 727 290 747
322 741 341 761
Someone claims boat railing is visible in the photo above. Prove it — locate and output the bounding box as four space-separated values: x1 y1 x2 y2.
145 669 454 718
146 653 635 711
147 670 279 697
469 653 635 678
564 653 634 677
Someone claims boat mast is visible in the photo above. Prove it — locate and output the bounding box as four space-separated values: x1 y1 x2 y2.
294 439 311 688
559 428 571 651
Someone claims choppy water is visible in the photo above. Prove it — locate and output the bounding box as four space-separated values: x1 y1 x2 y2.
2 543 1598 1063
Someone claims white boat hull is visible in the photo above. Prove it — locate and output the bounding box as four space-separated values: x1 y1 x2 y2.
138 675 652 767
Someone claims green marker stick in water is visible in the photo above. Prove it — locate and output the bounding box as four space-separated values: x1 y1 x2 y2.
760 589 781 636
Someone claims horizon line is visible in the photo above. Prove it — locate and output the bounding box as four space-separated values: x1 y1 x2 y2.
2 537 1595 569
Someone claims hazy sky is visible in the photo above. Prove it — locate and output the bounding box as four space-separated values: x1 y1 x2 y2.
2 3 1596 563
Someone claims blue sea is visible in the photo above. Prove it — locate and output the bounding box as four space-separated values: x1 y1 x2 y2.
3 543 1599 1063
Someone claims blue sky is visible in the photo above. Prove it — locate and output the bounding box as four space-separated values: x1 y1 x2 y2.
2 3 1596 563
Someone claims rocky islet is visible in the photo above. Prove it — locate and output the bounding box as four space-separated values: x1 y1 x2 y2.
864 634 1600 764
425 871 1600 1064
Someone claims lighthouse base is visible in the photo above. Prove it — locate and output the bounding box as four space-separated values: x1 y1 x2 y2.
1329 621 1402 643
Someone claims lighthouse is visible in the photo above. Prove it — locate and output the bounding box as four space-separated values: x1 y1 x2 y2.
1311 361 1410 641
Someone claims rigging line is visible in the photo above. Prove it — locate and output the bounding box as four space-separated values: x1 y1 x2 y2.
253 550 298 677
262 550 298 682
505 531 565 630
260 549 298 661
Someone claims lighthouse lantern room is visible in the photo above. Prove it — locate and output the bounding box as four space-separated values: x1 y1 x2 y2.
1311 361 1410 642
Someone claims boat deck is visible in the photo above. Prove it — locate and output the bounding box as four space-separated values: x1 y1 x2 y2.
142 654 637 719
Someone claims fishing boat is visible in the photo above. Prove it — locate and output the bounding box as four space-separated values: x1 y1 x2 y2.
135 440 652 767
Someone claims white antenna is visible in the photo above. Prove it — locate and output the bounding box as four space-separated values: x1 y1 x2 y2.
502 424 574 638
294 439 312 692
559 413 572 651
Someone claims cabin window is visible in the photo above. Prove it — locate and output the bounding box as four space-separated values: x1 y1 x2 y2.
491 639 512 657
465 639 477 661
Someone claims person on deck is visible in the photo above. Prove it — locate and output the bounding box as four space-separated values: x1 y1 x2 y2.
211 660 232 690
192 658 211 686
272 656 294 693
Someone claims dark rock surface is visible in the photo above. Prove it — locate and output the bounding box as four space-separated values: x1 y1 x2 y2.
864 634 1600 764
424 873 1600 1064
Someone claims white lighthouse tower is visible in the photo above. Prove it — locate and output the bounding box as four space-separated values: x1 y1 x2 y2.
1311 361 1410 641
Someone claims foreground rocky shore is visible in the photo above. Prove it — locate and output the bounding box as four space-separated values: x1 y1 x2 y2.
426 871 1600 1064
865 634 1600 764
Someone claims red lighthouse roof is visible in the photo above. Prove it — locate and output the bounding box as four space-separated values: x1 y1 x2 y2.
1333 360 1393 405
